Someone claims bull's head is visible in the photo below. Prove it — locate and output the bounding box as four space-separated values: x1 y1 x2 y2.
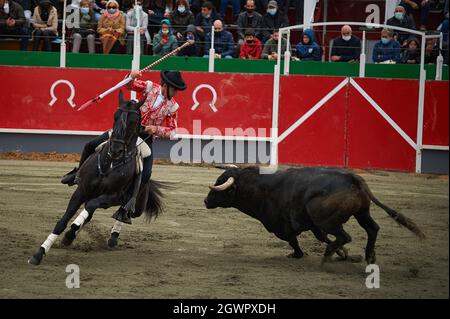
204 167 239 209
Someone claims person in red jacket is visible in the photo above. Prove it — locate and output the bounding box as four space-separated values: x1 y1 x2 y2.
239 28 262 59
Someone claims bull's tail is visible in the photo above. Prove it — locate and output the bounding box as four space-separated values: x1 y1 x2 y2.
354 175 426 239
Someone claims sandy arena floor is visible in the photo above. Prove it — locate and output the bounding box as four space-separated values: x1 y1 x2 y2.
0 159 448 298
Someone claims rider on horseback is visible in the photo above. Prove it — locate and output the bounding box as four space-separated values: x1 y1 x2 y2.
61 70 187 222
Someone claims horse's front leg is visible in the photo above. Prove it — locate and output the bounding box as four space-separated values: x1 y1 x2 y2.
108 220 123 248
62 193 120 247
29 188 85 265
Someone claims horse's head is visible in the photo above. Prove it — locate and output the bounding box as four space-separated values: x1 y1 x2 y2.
109 90 145 160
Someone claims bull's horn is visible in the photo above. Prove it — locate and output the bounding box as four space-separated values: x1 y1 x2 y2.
214 164 238 170
209 177 235 191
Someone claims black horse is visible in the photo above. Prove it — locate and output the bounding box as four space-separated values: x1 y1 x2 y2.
29 91 164 265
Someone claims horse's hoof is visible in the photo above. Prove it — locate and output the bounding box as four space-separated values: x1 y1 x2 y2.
107 232 119 248
61 230 76 246
287 252 304 259
28 248 45 266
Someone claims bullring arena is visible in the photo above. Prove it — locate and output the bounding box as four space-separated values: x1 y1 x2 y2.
0 0 449 301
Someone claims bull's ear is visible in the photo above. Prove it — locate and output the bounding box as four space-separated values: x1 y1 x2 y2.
119 90 125 106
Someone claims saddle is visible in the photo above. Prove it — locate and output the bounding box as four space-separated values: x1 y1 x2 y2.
95 137 151 175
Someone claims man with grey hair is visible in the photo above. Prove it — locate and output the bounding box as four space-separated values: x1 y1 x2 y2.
330 25 361 62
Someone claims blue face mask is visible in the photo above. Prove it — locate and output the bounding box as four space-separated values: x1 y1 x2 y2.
80 7 90 15
267 8 277 16
381 37 390 45
186 34 194 40
107 8 117 14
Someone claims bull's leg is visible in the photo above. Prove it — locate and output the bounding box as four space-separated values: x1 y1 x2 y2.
62 193 119 246
29 188 85 265
274 231 304 258
355 212 380 264
310 226 348 259
321 225 352 265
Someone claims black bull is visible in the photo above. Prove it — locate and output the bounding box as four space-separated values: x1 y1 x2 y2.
204 166 425 264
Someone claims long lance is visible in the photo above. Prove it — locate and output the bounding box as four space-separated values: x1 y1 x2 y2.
77 41 192 111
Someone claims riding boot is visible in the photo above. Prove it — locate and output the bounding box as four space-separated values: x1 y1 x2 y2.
60 145 94 185
112 206 132 225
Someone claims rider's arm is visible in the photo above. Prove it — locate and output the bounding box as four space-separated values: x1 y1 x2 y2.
152 107 178 139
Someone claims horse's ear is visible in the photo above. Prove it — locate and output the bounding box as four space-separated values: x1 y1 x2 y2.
119 90 125 106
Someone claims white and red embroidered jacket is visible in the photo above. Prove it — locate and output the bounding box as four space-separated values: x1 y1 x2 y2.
127 79 179 139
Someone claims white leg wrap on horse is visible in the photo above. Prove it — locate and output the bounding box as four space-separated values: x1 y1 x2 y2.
41 233 58 254
111 221 123 234
73 209 89 227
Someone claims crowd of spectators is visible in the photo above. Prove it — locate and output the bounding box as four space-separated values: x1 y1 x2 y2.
0 0 448 64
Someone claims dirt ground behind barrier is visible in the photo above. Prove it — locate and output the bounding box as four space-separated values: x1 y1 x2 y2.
0 159 448 298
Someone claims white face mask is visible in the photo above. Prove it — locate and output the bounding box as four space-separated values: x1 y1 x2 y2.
342 35 351 41
178 5 185 13
267 8 277 15
3 2 10 14
162 29 169 34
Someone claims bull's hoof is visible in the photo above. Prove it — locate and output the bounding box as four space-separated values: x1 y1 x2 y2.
28 247 45 266
61 229 76 246
107 232 120 248
287 251 304 259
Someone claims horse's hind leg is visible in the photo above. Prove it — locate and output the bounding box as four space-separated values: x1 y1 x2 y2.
62 193 119 246
29 188 85 265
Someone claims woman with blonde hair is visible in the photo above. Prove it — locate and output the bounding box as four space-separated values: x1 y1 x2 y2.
97 0 125 53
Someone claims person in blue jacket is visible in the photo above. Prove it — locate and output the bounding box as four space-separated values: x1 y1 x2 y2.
372 28 401 63
295 28 321 61
203 19 234 59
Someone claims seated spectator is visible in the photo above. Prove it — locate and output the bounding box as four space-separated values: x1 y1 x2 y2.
262 29 288 60
255 0 289 16
203 19 234 58
400 0 430 30
400 37 420 64
0 0 30 50
424 37 439 63
237 0 263 43
386 5 416 47
126 0 150 55
177 23 200 56
330 25 361 62
152 18 178 55
219 0 240 22
372 28 401 63
194 1 219 41
148 0 173 35
93 0 107 21
169 0 195 40
72 0 97 54
295 28 320 61
31 0 58 51
239 28 262 59
261 0 288 44
14 0 33 27
97 0 125 54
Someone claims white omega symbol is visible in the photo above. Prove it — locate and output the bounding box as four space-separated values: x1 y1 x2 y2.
49 79 76 108
191 84 218 113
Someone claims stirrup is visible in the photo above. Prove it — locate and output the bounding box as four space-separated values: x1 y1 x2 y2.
61 167 78 186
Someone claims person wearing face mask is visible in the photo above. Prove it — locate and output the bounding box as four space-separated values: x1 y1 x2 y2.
399 0 430 31
372 28 401 63
261 1 288 44
239 28 262 59
203 19 234 58
97 0 125 53
72 0 97 53
125 0 150 55
237 0 263 43
194 1 219 41
0 0 30 50
178 23 200 56
31 0 58 51
386 5 416 47
330 25 361 62
152 18 178 55
169 0 194 39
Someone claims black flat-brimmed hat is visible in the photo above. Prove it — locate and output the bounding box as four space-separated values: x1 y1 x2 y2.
160 70 187 91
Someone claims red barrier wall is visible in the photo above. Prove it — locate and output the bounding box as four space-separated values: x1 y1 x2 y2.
0 66 447 171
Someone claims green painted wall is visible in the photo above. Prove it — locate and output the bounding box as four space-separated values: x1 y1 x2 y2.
0 50 448 80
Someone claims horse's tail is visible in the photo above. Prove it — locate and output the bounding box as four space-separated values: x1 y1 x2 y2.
143 180 166 222
354 175 426 239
